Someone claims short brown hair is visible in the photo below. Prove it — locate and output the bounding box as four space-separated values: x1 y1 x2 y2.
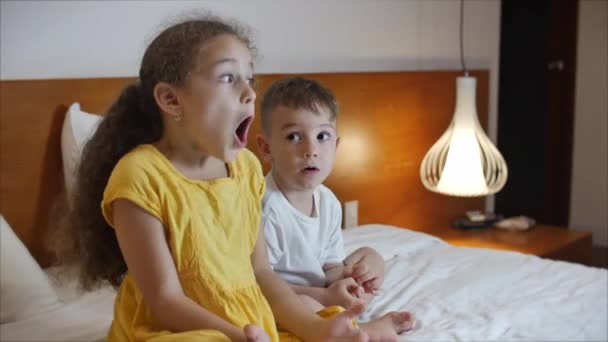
260 77 338 134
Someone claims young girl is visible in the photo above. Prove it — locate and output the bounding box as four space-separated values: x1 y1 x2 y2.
62 15 372 342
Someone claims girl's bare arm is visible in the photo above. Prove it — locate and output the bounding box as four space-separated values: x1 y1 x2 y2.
112 199 246 341
250 228 324 339
287 282 329 305
251 227 370 341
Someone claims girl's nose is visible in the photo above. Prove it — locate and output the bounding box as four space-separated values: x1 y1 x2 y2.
241 82 256 104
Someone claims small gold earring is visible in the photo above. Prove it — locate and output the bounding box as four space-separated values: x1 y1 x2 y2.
173 113 182 122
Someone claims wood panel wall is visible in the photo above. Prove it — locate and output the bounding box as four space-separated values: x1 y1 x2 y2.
0 71 487 265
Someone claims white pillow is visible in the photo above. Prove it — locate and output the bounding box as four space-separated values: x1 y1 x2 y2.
0 215 61 323
61 103 102 205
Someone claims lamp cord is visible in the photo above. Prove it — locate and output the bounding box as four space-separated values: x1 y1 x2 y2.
460 0 468 76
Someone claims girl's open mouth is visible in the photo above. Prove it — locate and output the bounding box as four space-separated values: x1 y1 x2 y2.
234 116 253 147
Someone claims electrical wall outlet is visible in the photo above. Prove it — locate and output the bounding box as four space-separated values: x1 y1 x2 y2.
343 200 358 229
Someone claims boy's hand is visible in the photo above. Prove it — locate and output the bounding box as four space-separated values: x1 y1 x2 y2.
324 277 366 309
344 252 384 295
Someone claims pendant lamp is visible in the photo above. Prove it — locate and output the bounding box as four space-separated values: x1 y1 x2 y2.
419 0 508 228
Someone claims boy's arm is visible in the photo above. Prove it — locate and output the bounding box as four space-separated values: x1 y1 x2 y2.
323 262 346 285
322 193 348 285
343 247 368 266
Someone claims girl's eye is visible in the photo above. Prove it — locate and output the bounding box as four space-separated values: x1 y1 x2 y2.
318 131 332 141
220 74 234 83
286 133 301 143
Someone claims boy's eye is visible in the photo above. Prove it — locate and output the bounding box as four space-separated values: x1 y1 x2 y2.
286 133 301 143
247 76 256 87
219 74 234 83
318 131 332 141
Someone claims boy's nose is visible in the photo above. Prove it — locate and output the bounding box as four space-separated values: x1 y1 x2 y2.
303 139 318 158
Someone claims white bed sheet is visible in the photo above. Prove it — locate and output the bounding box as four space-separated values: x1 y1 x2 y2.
2 225 606 341
0 268 116 342
344 224 608 341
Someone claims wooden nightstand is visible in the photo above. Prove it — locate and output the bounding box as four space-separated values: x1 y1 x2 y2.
428 224 593 265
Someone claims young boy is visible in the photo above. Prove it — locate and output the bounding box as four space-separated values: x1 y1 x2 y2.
257 77 415 338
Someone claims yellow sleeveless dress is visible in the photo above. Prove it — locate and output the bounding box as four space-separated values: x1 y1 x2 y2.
102 145 283 341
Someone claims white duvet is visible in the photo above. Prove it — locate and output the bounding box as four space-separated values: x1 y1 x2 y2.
345 224 608 341
2 224 606 341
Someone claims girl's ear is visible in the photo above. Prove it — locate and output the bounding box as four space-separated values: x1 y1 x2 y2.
153 82 182 120
256 134 272 162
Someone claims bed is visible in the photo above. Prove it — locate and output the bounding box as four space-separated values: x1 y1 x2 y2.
346 225 607 341
1 72 606 341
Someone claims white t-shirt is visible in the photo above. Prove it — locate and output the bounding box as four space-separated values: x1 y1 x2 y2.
262 173 345 287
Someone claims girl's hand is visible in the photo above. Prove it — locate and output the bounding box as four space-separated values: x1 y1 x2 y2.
312 304 369 342
242 324 270 342
325 278 366 309
361 278 381 296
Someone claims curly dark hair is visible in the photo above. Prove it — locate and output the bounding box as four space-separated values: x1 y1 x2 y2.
52 15 254 290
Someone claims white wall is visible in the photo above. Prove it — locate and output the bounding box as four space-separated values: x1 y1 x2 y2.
570 0 608 247
1 0 501 77
0 2 501 121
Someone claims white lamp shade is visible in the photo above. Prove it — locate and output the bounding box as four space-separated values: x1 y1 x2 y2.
420 76 508 197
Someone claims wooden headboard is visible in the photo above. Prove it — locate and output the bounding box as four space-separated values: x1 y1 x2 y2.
0 71 487 266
